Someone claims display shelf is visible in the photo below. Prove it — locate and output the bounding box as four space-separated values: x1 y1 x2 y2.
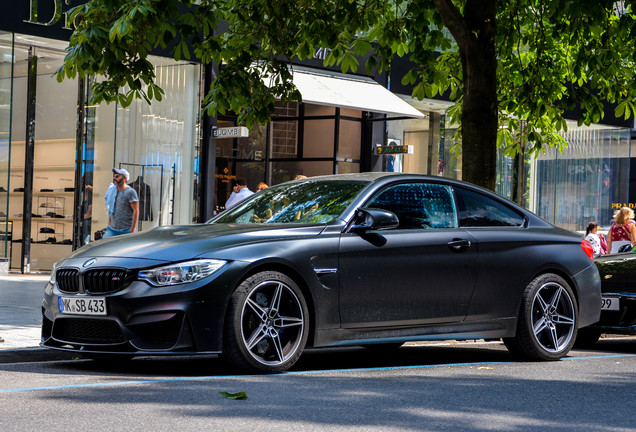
8 217 72 222
10 165 75 171
6 191 75 196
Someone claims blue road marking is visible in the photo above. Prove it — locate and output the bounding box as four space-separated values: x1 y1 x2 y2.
1 354 635 394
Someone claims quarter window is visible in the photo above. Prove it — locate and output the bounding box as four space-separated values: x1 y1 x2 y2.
454 187 525 227
367 183 457 229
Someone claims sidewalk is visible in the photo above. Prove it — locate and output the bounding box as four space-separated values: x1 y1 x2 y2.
0 274 49 350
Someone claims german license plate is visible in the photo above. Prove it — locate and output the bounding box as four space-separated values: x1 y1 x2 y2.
58 296 107 315
601 296 620 311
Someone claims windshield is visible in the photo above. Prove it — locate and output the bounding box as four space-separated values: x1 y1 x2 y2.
212 180 368 224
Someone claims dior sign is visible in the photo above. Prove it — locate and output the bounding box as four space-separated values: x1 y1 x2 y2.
24 0 77 29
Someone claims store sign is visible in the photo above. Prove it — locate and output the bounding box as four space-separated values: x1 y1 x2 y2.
215 168 236 184
612 203 636 209
213 126 249 139
24 0 78 29
375 145 414 155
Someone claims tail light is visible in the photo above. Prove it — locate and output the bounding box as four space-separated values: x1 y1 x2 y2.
581 240 594 260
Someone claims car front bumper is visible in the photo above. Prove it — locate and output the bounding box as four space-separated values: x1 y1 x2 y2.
40 265 239 356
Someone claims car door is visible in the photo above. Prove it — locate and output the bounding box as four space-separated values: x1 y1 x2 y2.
338 182 479 328
450 186 531 321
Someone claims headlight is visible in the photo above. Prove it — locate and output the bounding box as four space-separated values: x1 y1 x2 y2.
138 259 227 287
49 262 57 285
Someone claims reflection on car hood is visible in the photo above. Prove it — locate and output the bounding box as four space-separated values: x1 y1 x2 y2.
68 224 327 261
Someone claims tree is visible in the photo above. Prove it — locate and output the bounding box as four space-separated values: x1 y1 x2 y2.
59 0 636 190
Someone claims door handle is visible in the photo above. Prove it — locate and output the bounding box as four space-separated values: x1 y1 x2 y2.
448 239 471 252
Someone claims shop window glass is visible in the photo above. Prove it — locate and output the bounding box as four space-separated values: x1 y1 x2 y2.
531 125 630 232
271 119 298 158
270 161 333 185
4 38 78 271
304 104 335 117
274 101 299 117
303 119 334 158
114 57 201 228
337 162 360 174
338 118 361 160
340 108 362 118
0 34 12 260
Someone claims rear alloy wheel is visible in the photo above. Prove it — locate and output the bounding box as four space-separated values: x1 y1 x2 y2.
223 271 309 373
504 273 577 361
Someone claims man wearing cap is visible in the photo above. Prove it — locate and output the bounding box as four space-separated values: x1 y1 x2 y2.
103 168 139 238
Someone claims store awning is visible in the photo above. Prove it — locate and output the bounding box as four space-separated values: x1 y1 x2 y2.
271 66 425 118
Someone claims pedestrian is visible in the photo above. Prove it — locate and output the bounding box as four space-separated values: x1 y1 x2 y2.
256 182 268 192
607 207 635 254
584 222 601 257
294 174 307 180
103 168 139 238
225 177 254 209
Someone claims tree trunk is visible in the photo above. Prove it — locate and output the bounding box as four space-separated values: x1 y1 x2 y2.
460 0 497 191
433 0 498 191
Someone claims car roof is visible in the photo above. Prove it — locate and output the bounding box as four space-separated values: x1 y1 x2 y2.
291 172 489 193
292 172 458 183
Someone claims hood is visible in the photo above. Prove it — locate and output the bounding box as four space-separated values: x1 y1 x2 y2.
66 223 327 262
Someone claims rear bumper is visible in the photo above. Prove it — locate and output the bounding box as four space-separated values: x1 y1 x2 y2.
573 263 602 328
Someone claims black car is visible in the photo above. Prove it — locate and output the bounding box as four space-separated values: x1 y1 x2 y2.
576 251 636 345
41 173 601 372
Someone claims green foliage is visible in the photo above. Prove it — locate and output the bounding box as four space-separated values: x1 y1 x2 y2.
58 0 636 176
218 391 248 400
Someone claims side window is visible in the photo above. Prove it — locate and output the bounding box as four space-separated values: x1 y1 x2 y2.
454 187 525 227
367 183 457 230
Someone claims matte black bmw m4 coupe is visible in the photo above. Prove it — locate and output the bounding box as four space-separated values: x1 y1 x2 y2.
41 173 601 372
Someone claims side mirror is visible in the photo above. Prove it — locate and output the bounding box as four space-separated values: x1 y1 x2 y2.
350 208 399 232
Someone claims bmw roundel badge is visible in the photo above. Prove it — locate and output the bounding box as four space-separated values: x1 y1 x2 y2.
83 259 96 268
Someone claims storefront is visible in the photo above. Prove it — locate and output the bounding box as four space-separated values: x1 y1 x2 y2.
529 123 632 232
207 65 433 214
0 3 202 272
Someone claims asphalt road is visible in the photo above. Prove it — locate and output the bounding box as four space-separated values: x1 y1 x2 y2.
1 338 635 432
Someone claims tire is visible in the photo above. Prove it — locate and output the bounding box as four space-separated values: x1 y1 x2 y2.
574 329 602 348
223 271 309 373
503 273 577 361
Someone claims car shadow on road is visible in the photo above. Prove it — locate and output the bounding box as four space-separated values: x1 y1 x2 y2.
46 342 528 377
14 337 636 378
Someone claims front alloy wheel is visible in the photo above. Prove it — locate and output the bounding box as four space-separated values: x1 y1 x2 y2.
223 271 309 373
504 273 577 360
